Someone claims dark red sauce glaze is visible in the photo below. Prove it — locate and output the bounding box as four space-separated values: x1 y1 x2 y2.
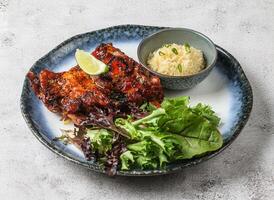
27 43 164 127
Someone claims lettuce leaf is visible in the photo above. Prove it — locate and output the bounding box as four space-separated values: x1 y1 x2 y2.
86 129 113 155
118 96 223 170
192 103 221 126
132 108 166 127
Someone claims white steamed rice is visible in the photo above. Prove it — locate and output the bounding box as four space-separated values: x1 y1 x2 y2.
147 43 205 76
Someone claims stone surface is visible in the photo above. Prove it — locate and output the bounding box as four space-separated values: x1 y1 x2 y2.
0 0 273 199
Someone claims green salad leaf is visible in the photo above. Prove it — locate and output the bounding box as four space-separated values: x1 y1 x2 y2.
86 129 114 155
139 102 157 112
132 108 166 127
192 103 221 126
116 96 223 170
120 151 134 170
78 96 223 171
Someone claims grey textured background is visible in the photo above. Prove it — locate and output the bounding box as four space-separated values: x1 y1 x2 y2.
1 0 274 199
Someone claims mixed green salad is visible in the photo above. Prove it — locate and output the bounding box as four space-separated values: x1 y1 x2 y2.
58 96 223 175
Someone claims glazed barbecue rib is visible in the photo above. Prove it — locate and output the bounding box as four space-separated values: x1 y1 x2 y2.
27 43 164 127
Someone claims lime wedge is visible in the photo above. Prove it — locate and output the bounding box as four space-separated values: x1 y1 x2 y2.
75 49 109 75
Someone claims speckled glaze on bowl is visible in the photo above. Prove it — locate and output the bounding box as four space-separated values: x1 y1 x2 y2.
20 25 253 176
137 28 217 90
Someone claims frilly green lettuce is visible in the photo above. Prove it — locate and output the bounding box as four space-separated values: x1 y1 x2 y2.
116 96 223 170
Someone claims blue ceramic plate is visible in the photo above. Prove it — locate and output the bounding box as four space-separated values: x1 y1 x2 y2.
20 25 253 176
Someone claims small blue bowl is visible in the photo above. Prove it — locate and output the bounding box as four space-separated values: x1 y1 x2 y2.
137 28 217 90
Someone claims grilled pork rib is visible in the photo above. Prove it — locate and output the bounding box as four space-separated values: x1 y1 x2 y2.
27 43 164 127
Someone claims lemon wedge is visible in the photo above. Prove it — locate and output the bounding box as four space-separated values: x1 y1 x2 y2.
75 49 109 75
